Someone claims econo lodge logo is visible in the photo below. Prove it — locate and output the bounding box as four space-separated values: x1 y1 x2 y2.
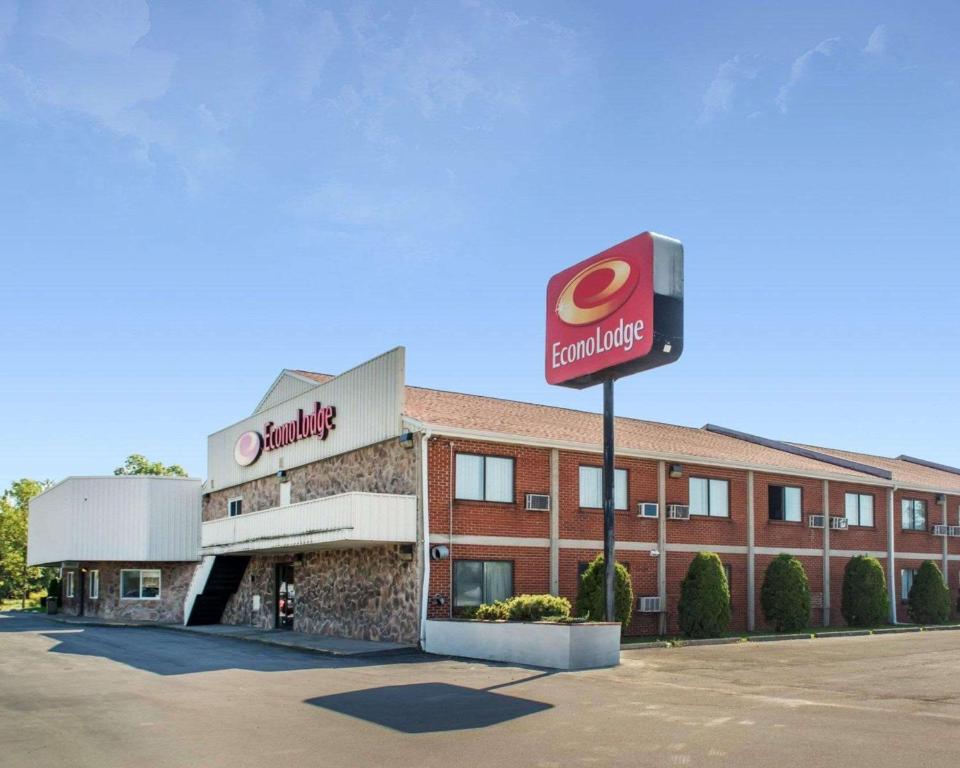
232 401 338 467
545 233 655 387
234 431 263 467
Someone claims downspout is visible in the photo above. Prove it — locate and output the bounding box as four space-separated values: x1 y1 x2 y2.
941 494 949 580
822 480 830 627
747 471 755 632
887 486 897 624
549 449 560 595
418 428 433 648
657 461 667 637
449 442 454 618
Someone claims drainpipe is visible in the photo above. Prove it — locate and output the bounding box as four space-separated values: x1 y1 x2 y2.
822 480 830 627
941 494 949 579
657 461 667 636
887 487 897 624
418 428 432 648
549 449 560 595
747 471 755 632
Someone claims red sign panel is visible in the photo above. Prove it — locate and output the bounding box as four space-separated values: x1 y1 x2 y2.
546 233 655 387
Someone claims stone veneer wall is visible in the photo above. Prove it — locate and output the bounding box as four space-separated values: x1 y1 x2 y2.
203 438 418 522
221 545 420 644
59 562 198 624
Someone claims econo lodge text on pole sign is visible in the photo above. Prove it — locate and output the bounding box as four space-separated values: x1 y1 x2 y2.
545 231 685 389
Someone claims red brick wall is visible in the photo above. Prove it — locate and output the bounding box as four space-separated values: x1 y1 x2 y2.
754 473 824 550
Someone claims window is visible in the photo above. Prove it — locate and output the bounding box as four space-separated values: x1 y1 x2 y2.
64 571 75 599
845 493 875 527
901 568 918 602
768 485 802 522
578 466 628 510
228 498 243 517
453 560 513 607
901 499 926 531
689 478 729 517
455 454 515 503
88 570 99 600
120 569 162 600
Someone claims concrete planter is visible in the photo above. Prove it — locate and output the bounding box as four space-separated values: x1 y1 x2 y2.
424 619 621 670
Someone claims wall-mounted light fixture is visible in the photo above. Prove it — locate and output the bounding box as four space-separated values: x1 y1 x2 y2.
399 431 415 449
276 469 288 483
399 543 414 561
669 464 683 478
936 493 946 504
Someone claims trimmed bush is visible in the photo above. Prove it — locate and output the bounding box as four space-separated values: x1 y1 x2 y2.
472 594 571 622
841 555 888 627
474 601 509 621
760 554 811 632
908 560 951 625
575 554 634 630
678 552 731 639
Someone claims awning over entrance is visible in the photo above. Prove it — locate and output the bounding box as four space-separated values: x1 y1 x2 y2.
200 492 418 556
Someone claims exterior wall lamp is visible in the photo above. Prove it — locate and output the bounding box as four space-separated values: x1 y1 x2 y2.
669 464 683 478
399 431 416 449
276 469 288 483
936 493 946 504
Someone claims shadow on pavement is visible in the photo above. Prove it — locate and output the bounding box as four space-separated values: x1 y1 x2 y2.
306 681 553 733
0 612 430 676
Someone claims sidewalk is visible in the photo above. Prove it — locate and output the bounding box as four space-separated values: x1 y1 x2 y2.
45 614 418 658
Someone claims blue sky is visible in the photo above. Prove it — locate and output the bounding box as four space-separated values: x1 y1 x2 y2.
1 1 959 487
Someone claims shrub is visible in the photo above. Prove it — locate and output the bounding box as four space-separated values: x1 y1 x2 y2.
908 560 951 625
678 552 731 638
574 554 634 631
760 554 811 632
473 601 509 621
841 555 888 627
504 594 571 622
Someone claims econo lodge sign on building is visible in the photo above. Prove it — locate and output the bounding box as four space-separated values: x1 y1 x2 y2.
545 231 684 389
233 401 337 467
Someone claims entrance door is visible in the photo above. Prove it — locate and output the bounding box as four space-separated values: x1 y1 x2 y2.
275 564 295 630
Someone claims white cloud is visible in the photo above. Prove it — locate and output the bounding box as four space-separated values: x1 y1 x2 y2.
700 54 760 122
776 37 842 114
864 25 887 56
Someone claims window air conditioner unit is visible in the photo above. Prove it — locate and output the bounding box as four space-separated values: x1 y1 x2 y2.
948 526 960 538
830 517 849 530
638 502 659 519
667 504 690 520
808 515 825 528
524 493 551 512
638 596 663 613
931 524 950 536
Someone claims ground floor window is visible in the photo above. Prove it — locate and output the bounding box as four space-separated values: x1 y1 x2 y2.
121 569 161 600
901 568 918 603
88 570 99 599
453 560 513 608
64 571 75 598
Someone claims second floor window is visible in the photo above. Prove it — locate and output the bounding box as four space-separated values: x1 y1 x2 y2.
768 485 802 522
845 493 874 527
578 466 628 510
455 454 514 503
690 477 729 517
228 498 243 517
901 499 926 531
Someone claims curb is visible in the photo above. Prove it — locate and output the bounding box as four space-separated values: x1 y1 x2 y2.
811 629 871 638
871 626 920 635
620 641 672 651
748 633 812 643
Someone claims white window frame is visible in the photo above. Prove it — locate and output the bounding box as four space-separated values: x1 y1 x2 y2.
64 571 75 599
689 477 730 518
228 497 243 517
578 466 628 510
88 570 99 600
768 484 802 522
845 492 875 527
901 499 926 531
454 453 515 504
120 569 162 601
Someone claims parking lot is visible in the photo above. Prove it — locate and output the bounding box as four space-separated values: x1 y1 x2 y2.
2 612 959 768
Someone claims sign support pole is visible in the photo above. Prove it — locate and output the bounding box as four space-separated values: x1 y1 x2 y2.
603 378 616 622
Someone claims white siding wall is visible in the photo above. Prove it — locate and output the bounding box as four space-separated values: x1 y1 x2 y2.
206 348 405 492
27 477 202 566
254 371 318 414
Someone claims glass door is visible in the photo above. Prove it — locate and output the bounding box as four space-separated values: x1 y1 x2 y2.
275 564 295 630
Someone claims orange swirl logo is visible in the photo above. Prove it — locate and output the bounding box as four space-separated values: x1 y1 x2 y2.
555 257 639 326
234 430 263 467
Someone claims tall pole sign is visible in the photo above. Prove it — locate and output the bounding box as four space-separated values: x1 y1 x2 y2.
546 232 684 622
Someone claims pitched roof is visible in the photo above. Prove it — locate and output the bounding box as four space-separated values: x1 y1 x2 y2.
792 444 960 494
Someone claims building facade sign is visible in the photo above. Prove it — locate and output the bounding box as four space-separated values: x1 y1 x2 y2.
233 402 337 467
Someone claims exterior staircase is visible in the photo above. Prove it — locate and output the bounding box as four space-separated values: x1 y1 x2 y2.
185 555 250 626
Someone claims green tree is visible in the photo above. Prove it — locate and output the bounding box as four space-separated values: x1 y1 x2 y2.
114 454 188 477
678 552 731 639
760 554 811 632
841 555 888 627
575 554 634 631
0 479 51 606
908 560 951 625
